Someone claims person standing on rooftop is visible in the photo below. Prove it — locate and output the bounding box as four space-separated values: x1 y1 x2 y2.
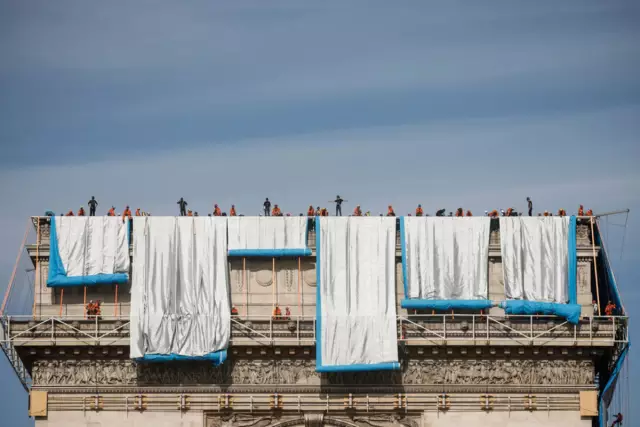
527 197 533 216
330 195 347 216
263 198 271 216
88 196 98 216
177 198 187 216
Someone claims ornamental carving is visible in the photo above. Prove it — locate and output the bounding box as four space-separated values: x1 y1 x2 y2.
31 358 593 387
303 264 316 287
205 414 420 427
576 224 590 245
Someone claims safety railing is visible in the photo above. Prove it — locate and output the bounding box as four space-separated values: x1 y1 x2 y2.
2 314 628 348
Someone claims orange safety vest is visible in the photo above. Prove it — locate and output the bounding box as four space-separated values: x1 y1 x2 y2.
66 210 75 216
307 207 315 216
354 208 362 216
466 210 473 216
77 208 85 216
123 209 132 219
107 208 115 216
214 207 222 216
578 206 584 216
230 207 236 216
416 207 423 216
272 208 281 216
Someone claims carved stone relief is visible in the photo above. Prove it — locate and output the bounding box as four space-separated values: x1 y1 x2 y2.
31 357 593 387
205 414 420 427
576 224 590 245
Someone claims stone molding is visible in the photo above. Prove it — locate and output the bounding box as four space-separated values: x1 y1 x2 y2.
205 414 420 427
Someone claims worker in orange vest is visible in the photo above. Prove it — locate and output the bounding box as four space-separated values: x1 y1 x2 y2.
107 207 116 216
578 205 584 216
272 205 282 216
229 205 237 216
187 210 193 216
353 205 363 216
506 207 514 217
65 210 75 216
557 208 566 217
489 210 499 218
387 205 395 216
122 206 132 221
272 305 282 319
77 207 85 216
307 205 315 216
135 208 141 216
315 206 322 216
213 204 222 216
455 208 464 217
415 205 424 216
466 210 473 216
586 209 593 216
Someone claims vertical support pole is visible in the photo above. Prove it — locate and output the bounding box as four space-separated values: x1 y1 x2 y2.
243 257 247 317
83 286 87 320
114 284 119 318
59 289 64 317
33 219 41 319
272 257 276 310
297 256 302 317
590 218 601 315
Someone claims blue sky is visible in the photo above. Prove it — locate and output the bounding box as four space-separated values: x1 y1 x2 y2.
1 1 639 425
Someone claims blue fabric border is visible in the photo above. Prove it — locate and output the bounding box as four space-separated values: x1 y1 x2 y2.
228 248 312 257
401 299 493 311
399 217 409 298
501 300 582 324
47 216 129 288
595 222 624 313
135 349 227 365
315 217 400 373
568 216 577 305
599 344 630 427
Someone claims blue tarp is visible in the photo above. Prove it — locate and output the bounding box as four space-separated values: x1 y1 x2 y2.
47 216 129 288
135 349 227 365
599 344 630 427
228 248 312 257
401 299 493 311
500 300 582 324
315 218 400 373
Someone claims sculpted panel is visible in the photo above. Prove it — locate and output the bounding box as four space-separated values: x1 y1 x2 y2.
31 357 593 387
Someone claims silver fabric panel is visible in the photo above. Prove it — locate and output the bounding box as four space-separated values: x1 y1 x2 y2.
404 217 490 300
318 217 398 367
56 216 129 276
499 217 570 302
227 216 307 250
130 217 230 358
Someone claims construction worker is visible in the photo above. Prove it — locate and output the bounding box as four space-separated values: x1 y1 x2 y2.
330 195 347 216
315 206 322 216
578 205 584 216
65 210 75 216
77 207 85 216
489 210 499 218
586 208 593 216
436 209 446 217
465 210 473 216
263 198 271 216
213 204 222 216
527 197 533 216
88 196 98 216
122 206 132 221
387 205 395 217
321 207 328 216
365 211 371 216
455 208 463 217
611 412 623 427
135 208 141 216
187 210 193 217
415 204 424 216
231 306 239 316
107 206 116 216
506 207 514 217
177 198 188 216
272 204 282 216
353 205 363 216
557 208 566 217
230 205 237 216
272 305 282 320
307 205 315 216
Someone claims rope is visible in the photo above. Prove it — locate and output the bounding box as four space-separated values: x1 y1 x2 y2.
59 289 64 316
114 284 119 317
243 257 247 316
619 211 629 261
590 218 601 314
297 256 302 317
1 219 31 316
33 219 40 318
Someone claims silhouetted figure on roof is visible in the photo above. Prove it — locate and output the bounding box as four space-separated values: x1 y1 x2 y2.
88 196 98 216
263 198 271 216
330 195 347 216
527 197 533 216
436 209 446 217
177 198 187 216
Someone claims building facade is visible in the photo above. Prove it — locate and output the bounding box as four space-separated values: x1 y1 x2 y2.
0 216 629 427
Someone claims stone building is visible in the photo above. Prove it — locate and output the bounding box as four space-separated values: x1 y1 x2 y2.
0 216 629 427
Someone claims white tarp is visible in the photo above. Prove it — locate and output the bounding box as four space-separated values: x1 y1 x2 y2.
317 217 398 368
403 217 490 300
54 216 129 277
227 216 308 252
130 217 230 358
499 217 570 303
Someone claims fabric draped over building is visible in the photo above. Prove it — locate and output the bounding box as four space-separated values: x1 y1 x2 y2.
47 216 130 287
130 217 230 364
499 216 580 323
316 217 399 372
400 217 492 311
227 216 310 256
